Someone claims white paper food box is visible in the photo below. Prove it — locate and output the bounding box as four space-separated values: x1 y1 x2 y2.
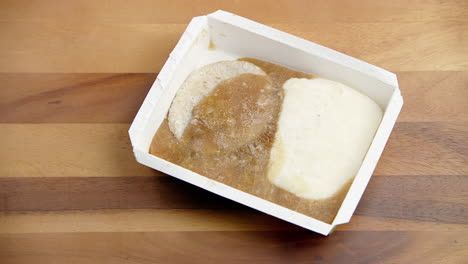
129 10 403 235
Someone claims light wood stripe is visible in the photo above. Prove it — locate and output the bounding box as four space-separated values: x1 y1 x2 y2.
0 209 295 233
272 22 468 72
0 124 160 177
1 0 467 24
0 22 182 73
0 22 466 73
1 72 466 123
0 209 466 234
341 216 468 232
397 71 468 122
1 123 466 177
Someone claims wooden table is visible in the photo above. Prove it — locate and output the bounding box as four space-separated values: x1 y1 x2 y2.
1 1 467 263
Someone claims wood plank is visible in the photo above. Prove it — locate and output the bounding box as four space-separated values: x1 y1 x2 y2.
1 0 467 23
341 215 468 232
1 175 466 224
356 175 468 224
397 71 468 122
1 72 467 123
0 124 160 177
0 22 466 73
0 209 467 234
1 122 465 177
375 122 468 176
0 73 157 123
0 22 182 73
0 231 465 264
0 209 297 233
273 22 468 72
0 176 243 211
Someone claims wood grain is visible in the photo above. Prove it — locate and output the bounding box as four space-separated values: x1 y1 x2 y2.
1 0 467 23
375 122 468 176
0 209 467 234
1 0 467 263
0 73 157 123
1 175 466 224
0 176 243 211
0 232 466 264
0 124 161 177
397 71 468 122
1 22 466 72
0 209 298 233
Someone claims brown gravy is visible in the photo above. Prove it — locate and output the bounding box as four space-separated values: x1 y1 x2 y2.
150 58 352 224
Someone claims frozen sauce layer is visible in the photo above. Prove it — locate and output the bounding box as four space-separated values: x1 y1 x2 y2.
268 78 383 200
150 58 379 223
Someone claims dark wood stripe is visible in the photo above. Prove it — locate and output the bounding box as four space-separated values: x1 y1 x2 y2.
375 121 468 175
0 231 464 264
0 176 242 211
0 73 157 123
356 175 468 224
1 71 467 123
1 175 466 224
